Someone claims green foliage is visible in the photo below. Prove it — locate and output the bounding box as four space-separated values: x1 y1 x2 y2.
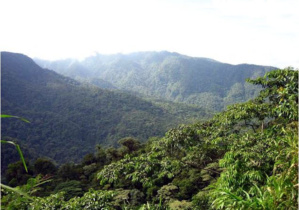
29 190 115 209
1 175 51 209
36 51 273 111
248 67 298 121
29 192 67 210
1 52 208 169
168 200 193 209
118 137 141 153
172 169 203 200
34 158 57 175
64 189 115 209
95 145 108 166
156 184 179 203
210 68 298 209
54 180 83 200
1 141 28 174
1 64 297 209
5 161 33 186
1 114 30 173
95 68 298 209
97 121 223 202
3 186 115 210
57 163 82 181
192 190 210 209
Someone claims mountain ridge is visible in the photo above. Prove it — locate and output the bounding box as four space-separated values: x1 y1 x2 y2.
35 51 276 111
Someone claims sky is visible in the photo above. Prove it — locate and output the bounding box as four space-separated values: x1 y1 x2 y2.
1 0 298 68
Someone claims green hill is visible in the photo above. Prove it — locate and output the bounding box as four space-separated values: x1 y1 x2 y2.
2 66 297 209
35 51 275 111
1 52 209 169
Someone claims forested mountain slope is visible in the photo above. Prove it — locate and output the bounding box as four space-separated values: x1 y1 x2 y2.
35 51 275 110
1 52 209 169
2 67 297 209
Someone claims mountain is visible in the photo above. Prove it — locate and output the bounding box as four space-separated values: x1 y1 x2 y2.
1 52 209 169
35 51 276 111
33 58 117 90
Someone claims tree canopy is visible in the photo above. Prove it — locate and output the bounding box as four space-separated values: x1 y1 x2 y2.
1 68 298 209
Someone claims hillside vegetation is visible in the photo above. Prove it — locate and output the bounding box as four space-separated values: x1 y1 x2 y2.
1 68 297 209
35 51 275 111
1 52 210 170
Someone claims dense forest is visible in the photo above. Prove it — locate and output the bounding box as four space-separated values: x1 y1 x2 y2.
1 61 297 208
35 51 275 111
1 52 211 172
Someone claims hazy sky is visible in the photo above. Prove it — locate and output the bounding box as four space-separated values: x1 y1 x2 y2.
1 0 298 68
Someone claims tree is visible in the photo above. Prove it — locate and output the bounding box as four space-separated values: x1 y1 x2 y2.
118 137 141 153
58 163 82 181
5 161 33 187
211 68 298 209
34 158 57 175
